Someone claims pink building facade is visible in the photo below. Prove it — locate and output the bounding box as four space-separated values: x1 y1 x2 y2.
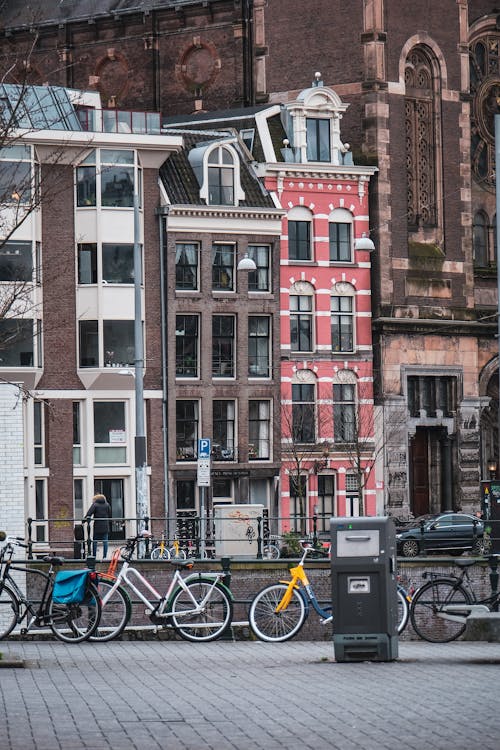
255 80 378 532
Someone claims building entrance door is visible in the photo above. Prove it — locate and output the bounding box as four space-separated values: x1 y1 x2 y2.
410 428 430 516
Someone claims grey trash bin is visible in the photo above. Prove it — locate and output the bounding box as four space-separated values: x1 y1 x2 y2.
330 516 398 662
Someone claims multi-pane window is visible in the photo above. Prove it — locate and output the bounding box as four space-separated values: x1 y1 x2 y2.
73 402 82 465
175 242 199 291
248 316 270 377
176 479 196 511
407 375 457 418
247 244 271 292
290 475 308 532
34 479 47 542
76 149 136 208
94 478 124 539
329 223 352 262
93 401 126 464
288 220 311 261
176 400 199 461
317 475 335 531
331 296 354 352
212 315 235 377
0 241 32 281
208 146 235 205
306 118 330 162
0 144 33 204
78 243 136 285
292 383 315 443
249 400 271 460
212 400 235 461
74 478 84 522
176 315 198 377
333 383 356 443
0 319 37 366
345 474 359 517
290 295 313 352
212 244 234 291
34 400 44 466
79 320 135 368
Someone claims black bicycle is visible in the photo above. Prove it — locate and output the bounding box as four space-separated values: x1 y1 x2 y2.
410 558 499 643
0 534 102 643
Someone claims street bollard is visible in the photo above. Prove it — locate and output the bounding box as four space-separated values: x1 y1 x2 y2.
488 555 499 612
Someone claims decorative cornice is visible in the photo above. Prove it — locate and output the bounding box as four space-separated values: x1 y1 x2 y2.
160 204 285 221
257 163 377 181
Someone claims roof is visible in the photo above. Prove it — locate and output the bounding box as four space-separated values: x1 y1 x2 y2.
160 129 276 208
0 1 199 29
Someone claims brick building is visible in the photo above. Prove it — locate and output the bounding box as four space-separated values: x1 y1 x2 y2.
2 1 500 519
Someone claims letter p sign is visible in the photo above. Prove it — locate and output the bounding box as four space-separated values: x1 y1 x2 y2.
198 438 211 459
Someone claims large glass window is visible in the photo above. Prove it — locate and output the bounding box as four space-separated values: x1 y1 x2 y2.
212 244 235 291
208 146 235 205
0 241 32 281
290 475 308 532
93 401 127 463
176 314 198 377
249 400 271 460
102 244 134 284
248 316 270 377
331 296 354 352
176 400 199 461
94 478 125 539
34 400 44 466
78 243 97 284
0 144 33 204
79 320 135 368
175 242 199 291
290 294 313 352
76 149 135 208
329 223 352 262
306 118 330 162
248 244 271 292
333 383 356 443
34 479 47 542
292 383 315 443
212 315 235 377
288 220 311 261
317 475 335 531
0 319 34 366
407 375 457 418
212 400 235 461
73 401 82 465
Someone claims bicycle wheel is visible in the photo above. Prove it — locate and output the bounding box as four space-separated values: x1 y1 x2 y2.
410 578 471 643
169 547 186 560
249 583 306 642
169 578 233 642
262 544 280 560
151 546 170 560
0 585 20 640
89 577 131 642
396 586 410 634
49 581 102 643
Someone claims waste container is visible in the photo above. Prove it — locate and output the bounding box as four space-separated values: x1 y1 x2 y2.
330 516 398 662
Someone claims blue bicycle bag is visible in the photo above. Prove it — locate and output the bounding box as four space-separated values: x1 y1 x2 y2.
52 570 89 604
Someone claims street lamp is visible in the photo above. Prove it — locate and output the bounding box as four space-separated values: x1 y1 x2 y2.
354 232 375 253
237 253 257 271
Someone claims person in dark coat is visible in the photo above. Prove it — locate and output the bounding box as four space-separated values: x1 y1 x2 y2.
84 493 112 559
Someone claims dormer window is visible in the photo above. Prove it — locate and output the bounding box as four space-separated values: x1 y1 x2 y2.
188 140 245 206
208 146 235 205
306 118 330 162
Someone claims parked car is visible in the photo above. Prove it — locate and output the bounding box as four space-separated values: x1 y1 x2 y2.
396 512 491 557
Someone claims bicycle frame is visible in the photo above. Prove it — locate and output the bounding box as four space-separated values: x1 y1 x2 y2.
276 548 331 623
425 568 493 624
101 555 226 625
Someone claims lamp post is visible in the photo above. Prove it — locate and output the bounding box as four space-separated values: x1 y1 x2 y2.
496 114 500 473
134 193 148 542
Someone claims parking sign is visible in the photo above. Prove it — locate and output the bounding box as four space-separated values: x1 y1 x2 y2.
198 438 211 459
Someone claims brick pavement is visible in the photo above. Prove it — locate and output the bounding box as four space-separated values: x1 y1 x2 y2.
1 640 500 750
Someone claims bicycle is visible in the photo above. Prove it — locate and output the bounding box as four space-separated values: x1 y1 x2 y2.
91 532 233 642
0 534 102 643
409 557 498 643
150 534 187 561
248 546 411 642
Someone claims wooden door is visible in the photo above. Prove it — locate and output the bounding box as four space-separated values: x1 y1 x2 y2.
410 428 429 516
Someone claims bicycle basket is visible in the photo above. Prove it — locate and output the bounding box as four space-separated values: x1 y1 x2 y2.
52 570 90 604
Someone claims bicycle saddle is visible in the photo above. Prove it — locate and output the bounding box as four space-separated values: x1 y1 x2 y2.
454 559 476 568
43 555 65 566
166 558 194 569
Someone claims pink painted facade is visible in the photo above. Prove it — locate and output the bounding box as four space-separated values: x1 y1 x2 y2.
255 82 377 531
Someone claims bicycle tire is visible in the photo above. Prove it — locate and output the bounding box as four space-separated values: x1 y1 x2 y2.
169 578 233 642
89 577 132 642
410 578 472 643
0 584 20 640
262 544 281 560
48 580 102 643
151 546 170 560
169 547 187 561
249 583 306 642
396 586 410 635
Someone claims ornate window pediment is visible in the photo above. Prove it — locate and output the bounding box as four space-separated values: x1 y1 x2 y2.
188 140 245 206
